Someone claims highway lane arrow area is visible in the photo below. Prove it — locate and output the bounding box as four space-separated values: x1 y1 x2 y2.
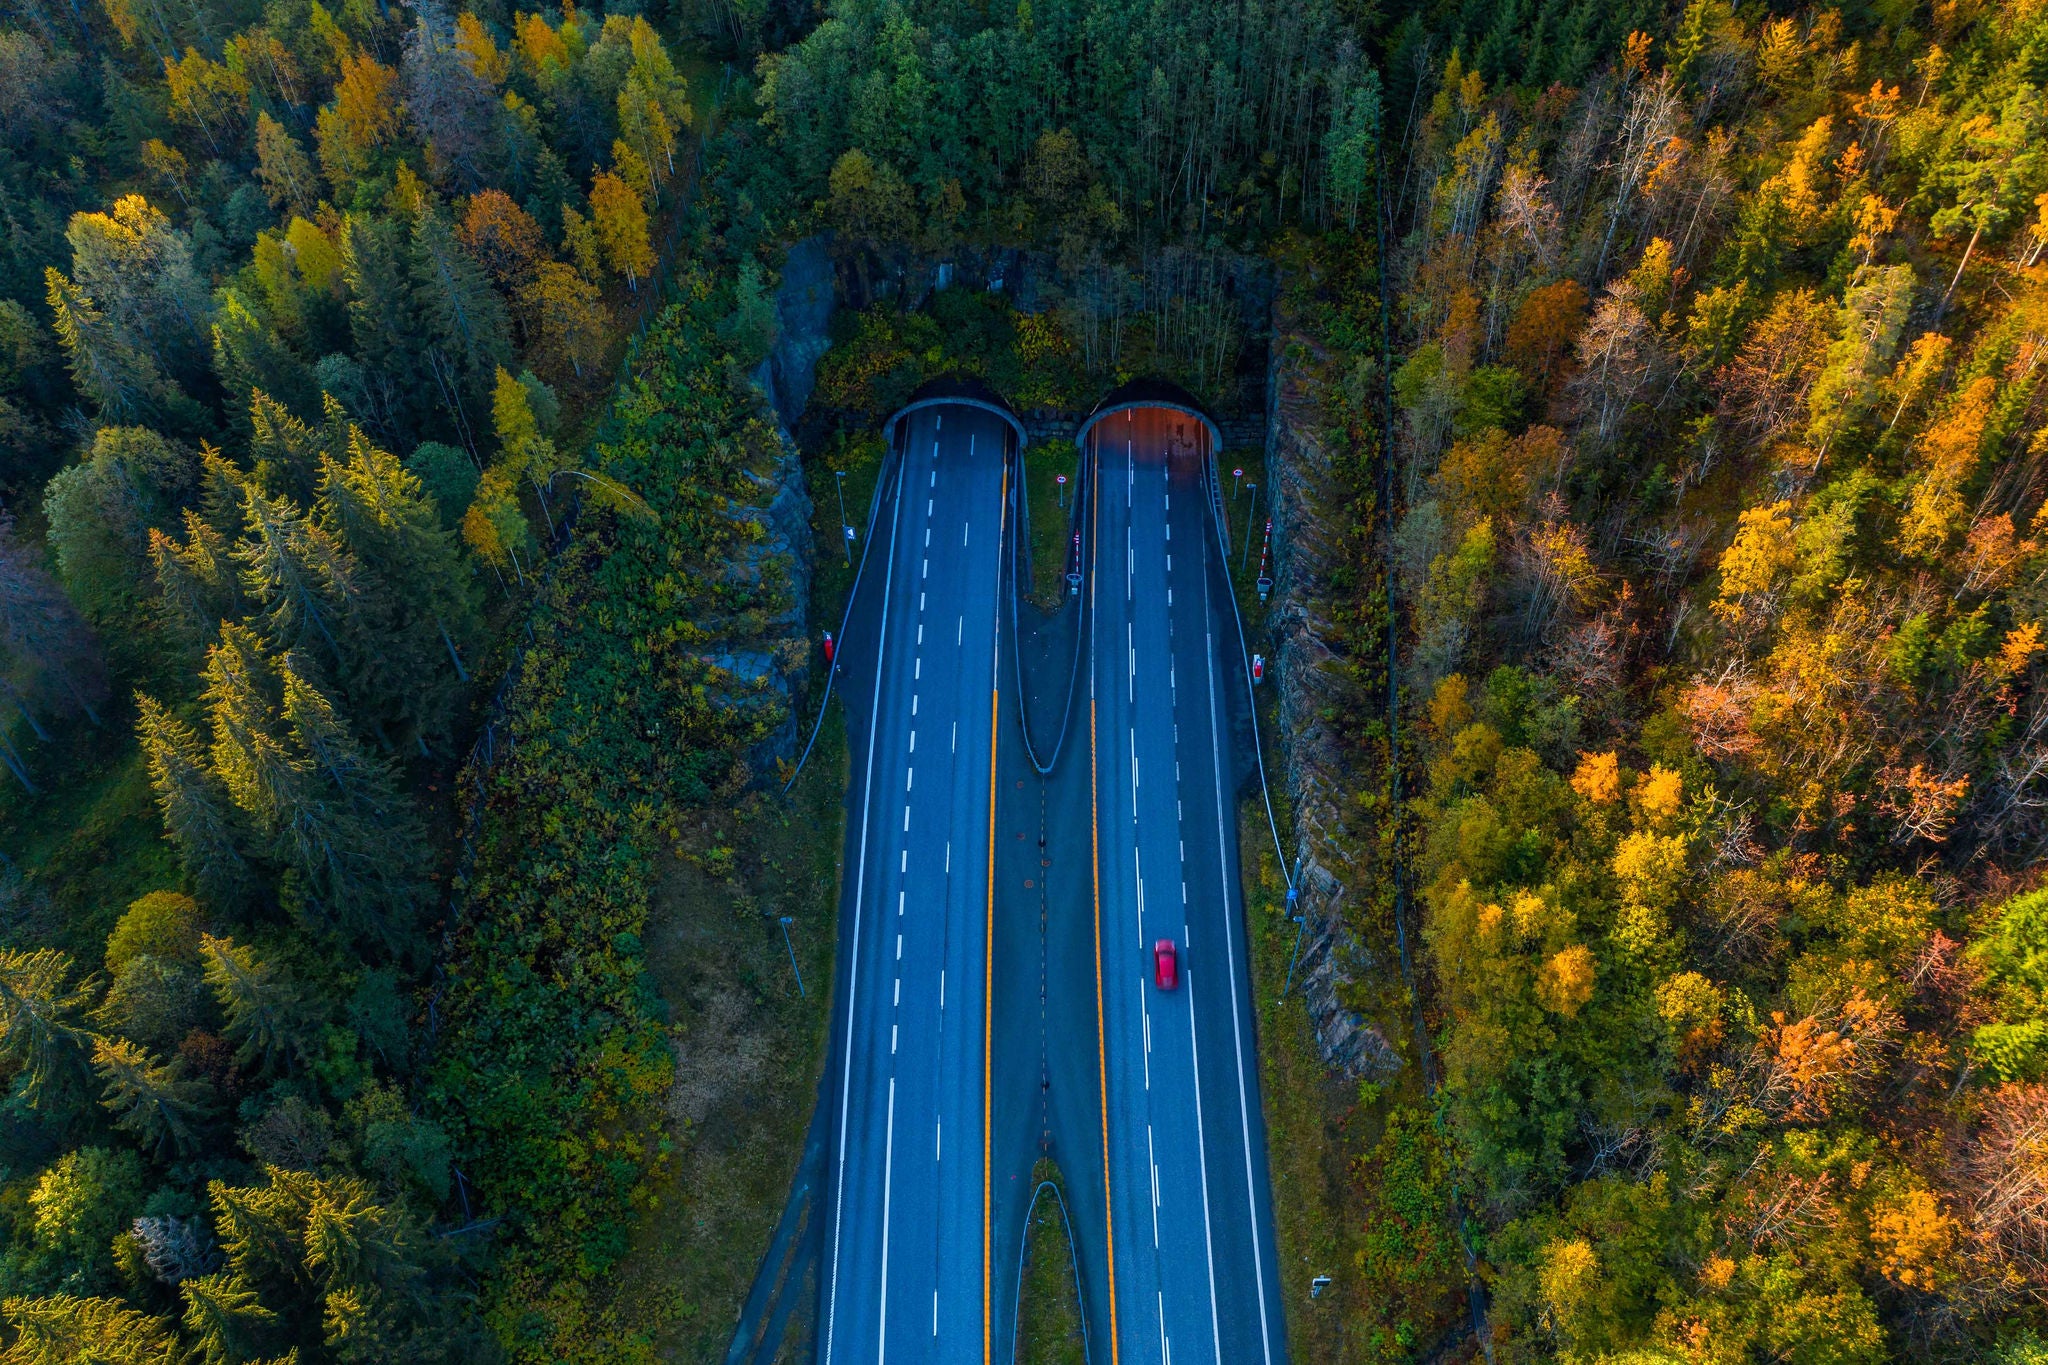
790 399 1285 1365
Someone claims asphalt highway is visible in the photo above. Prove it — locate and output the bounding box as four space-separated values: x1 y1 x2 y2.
1088 406 1287 1365
820 404 1010 1364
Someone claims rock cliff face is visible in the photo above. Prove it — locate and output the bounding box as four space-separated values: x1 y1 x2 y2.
1265 324 1405 1083
713 237 836 776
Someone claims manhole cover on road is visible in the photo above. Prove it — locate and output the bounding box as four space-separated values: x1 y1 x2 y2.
1041 858 1050 867
1025 879 1034 888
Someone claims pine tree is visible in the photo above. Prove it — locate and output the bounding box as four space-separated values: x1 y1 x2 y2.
247 389 327 502
0 948 93 1110
197 934 306 1074
136 693 252 909
151 510 244 646
0 1293 181 1365
92 1034 210 1157
318 426 480 700
234 487 359 670
178 1272 278 1365
213 294 319 433
45 266 168 421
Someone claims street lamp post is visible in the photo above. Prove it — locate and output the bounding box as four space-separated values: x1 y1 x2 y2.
778 915 806 998
1241 482 1258 574
834 470 852 566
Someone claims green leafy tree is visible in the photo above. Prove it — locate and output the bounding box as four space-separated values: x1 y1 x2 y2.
28 1147 146 1289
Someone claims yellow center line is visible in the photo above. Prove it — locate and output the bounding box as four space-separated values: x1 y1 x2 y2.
1090 433 1121 1362
984 456 1007 1365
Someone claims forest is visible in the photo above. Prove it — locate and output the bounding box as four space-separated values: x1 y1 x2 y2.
1374 0 2048 1358
0 0 2044 1358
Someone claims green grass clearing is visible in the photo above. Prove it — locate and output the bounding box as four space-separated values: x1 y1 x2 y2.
1014 1157 1087 1365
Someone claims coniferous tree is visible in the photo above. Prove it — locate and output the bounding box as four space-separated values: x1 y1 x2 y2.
318 426 480 700
409 200 511 443
91 1035 210 1157
136 692 252 908
234 487 360 675
198 934 308 1075
212 293 319 432
176 1272 278 1365
150 511 245 648
0 947 93 1110
44 266 169 421
247 390 327 502
0 1293 180 1365
276 653 426 952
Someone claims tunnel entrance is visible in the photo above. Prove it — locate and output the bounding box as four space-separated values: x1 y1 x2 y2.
1072 378 1222 457
881 375 1028 451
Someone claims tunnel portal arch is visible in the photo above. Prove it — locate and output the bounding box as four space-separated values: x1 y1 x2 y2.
881 376 1028 451
1073 378 1223 454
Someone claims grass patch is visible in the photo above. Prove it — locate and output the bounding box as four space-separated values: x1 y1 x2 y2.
1022 439 1080 609
612 706 846 1360
1014 1157 1086 1365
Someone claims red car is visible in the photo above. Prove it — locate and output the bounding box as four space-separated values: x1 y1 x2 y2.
1154 938 1179 991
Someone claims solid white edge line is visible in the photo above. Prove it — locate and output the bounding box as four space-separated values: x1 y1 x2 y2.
824 416 909 1364
1200 484 1276 1365
878 1077 896 1360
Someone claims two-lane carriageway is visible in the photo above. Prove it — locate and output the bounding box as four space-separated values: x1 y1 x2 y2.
1088 405 1287 1365
822 404 1010 1364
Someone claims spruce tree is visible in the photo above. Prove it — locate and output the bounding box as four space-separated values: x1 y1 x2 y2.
207 1178 302 1284
91 1034 210 1157
150 511 244 648
276 653 425 953
247 390 328 503
136 692 252 909
233 487 359 672
212 293 319 433
318 425 480 711
197 934 307 1075
0 947 93 1110
199 625 295 839
0 1293 180 1365
44 266 168 422
409 200 511 443
177 1271 278 1365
